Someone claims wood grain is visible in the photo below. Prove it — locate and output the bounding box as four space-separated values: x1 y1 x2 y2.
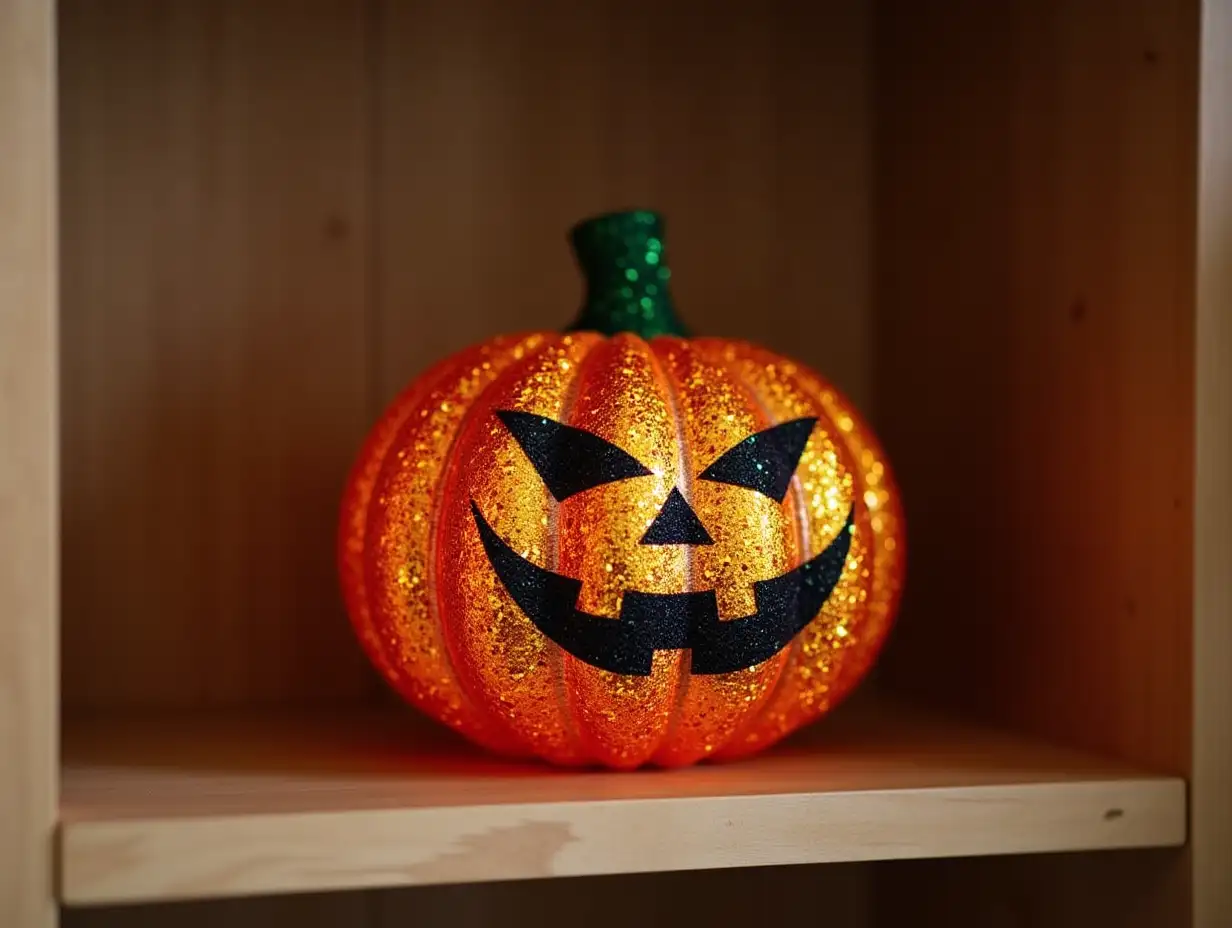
57 0 875 716
0 0 58 925
58 0 376 712
373 0 872 410
50 0 1223 925
872 0 1200 924
1193 1 1232 924
56 1 878 922
875 0 1197 779
57 701 1183 906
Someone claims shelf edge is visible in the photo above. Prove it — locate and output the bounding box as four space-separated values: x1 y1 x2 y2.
60 776 1186 907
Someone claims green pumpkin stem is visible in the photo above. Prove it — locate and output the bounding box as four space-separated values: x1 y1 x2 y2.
565 210 690 338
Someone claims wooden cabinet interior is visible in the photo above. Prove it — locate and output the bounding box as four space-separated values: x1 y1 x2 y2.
0 0 1225 925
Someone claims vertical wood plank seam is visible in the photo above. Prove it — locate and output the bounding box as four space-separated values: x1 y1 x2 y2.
364 0 384 427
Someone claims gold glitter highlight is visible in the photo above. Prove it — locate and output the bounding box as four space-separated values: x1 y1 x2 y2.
694 338 905 758
435 334 602 764
356 334 544 754
649 337 796 766
342 329 903 768
558 334 686 768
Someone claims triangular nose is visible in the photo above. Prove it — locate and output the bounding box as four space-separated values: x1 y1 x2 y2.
640 488 714 545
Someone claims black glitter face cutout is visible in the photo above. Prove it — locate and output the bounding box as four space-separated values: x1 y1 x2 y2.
480 410 852 674
699 417 819 503
497 410 652 502
472 500 854 675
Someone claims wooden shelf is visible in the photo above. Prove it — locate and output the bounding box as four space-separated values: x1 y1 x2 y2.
58 700 1185 907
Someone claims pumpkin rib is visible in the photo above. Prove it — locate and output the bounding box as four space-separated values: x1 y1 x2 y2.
805 370 907 702
546 333 608 764
427 335 567 760
710 341 900 758
556 333 687 768
778 353 906 664
433 333 604 764
419 337 571 756
694 339 813 756
647 337 794 766
642 337 696 765
357 336 543 754
338 346 469 685
413 339 551 749
721 343 866 755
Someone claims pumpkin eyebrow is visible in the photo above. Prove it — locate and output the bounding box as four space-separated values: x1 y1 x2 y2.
698 417 818 503
497 410 653 502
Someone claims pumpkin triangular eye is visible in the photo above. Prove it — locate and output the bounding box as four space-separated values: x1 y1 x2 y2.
698 417 818 502
497 410 653 502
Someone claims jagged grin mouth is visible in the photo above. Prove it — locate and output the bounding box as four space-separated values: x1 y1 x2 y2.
470 501 855 676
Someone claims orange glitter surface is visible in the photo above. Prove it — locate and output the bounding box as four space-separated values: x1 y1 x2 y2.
339 350 456 664
339 330 904 768
357 334 544 754
695 339 906 758
558 335 687 768
648 338 797 766
434 334 602 764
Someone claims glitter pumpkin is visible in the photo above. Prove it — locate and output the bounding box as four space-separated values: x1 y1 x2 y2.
339 211 905 768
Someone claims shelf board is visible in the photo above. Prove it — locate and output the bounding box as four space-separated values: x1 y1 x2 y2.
59 699 1185 907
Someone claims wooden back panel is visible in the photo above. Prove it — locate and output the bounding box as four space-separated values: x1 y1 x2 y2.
59 0 873 713
58 3 877 923
874 0 1197 775
872 0 1204 924
59 0 376 710
57 1 1223 925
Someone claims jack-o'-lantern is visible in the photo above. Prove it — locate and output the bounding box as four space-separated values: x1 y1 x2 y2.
339 211 905 768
